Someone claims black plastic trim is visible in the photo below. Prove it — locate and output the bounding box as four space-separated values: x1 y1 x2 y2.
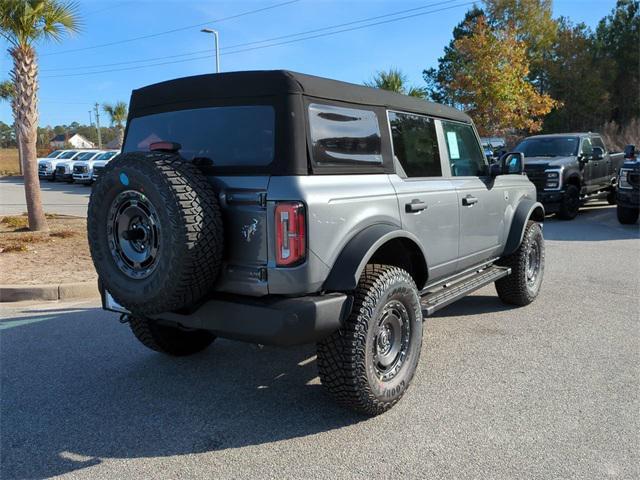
503 198 545 256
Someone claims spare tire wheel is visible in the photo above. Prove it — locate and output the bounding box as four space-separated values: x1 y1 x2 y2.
88 151 224 315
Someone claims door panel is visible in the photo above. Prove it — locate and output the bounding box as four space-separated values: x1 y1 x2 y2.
389 175 460 281
452 177 504 270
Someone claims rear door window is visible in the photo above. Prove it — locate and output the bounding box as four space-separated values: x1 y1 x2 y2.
123 105 275 167
308 103 382 166
388 111 441 177
441 121 487 177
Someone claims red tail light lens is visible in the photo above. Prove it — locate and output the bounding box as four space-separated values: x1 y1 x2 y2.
275 202 306 267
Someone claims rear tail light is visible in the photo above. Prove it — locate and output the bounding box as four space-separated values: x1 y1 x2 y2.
275 202 306 267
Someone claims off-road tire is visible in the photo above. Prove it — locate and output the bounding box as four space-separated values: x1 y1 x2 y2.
316 265 423 416
88 151 224 315
129 317 215 356
496 221 545 306
617 205 639 224
606 190 616 205
557 185 580 220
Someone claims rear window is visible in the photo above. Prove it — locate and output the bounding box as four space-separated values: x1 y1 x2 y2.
123 105 275 167
309 103 382 166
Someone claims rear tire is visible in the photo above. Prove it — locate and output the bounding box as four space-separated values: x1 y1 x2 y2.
557 185 580 220
316 265 423 415
617 205 639 224
129 317 215 356
496 221 545 306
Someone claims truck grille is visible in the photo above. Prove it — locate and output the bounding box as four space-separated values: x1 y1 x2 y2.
93 166 104 177
525 169 547 190
73 165 87 174
38 164 47 172
56 165 66 175
629 171 639 188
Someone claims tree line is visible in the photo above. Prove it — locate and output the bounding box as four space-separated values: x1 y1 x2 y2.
369 0 639 143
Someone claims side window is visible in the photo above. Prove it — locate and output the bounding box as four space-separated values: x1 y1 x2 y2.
308 103 382 165
592 136 606 152
581 138 593 155
388 111 442 177
441 121 487 177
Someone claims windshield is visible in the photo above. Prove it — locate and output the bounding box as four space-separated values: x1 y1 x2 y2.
515 137 579 157
58 150 78 159
46 150 63 158
76 151 99 161
123 105 275 167
96 151 117 160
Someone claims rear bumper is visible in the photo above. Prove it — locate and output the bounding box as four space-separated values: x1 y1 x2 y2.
617 189 639 208
100 283 352 346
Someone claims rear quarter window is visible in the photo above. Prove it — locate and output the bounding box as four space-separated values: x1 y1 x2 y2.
308 103 383 166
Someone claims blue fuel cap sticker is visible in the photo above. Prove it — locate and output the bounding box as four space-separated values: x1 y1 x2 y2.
119 172 129 186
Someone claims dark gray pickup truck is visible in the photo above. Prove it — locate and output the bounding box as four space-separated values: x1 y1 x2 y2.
517 133 626 220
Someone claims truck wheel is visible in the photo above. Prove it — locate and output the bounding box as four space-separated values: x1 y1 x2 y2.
88 151 224 316
606 190 616 205
316 265 423 415
496 221 545 306
129 317 215 356
617 205 639 224
557 185 580 220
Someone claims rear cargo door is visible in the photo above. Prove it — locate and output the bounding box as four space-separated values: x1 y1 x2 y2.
207 176 270 296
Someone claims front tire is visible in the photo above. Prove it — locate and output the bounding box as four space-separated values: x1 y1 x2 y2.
606 190 616 205
129 317 215 356
496 221 545 306
557 185 580 220
617 205 639 224
316 265 423 415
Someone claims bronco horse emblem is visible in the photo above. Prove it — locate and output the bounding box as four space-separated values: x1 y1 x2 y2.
242 218 259 243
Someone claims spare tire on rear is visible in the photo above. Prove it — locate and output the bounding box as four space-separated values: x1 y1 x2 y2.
88 151 224 315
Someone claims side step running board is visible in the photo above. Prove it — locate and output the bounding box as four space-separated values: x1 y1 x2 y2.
420 265 511 316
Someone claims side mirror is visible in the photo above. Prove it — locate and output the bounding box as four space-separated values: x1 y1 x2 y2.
624 144 636 159
500 152 525 175
489 162 502 177
592 146 604 160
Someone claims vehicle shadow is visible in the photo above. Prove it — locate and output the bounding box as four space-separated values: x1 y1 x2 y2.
543 202 639 241
1 309 364 478
429 294 510 318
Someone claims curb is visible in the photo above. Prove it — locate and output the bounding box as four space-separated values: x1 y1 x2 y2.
0 280 99 302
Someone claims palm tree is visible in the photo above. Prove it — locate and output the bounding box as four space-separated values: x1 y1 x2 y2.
103 101 128 149
0 1 80 231
365 68 426 98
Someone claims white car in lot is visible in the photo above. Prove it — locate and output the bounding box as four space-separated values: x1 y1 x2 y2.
91 151 120 182
37 149 73 181
55 150 102 183
73 150 119 185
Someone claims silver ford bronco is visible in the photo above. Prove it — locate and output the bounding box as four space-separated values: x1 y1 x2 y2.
88 70 545 415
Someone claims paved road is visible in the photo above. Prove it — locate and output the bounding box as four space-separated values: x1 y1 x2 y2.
0 176 90 217
1 202 638 479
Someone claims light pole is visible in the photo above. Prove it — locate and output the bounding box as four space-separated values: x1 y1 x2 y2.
201 28 220 73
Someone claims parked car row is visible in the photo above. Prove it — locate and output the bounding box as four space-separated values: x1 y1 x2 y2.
37 149 119 184
512 133 636 222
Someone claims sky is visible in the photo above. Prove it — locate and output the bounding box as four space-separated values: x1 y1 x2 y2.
0 0 618 127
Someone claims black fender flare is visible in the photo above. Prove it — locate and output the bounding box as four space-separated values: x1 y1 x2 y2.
503 198 545 256
322 223 427 291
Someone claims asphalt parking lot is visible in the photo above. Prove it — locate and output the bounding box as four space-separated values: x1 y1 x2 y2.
0 177 90 217
1 201 638 479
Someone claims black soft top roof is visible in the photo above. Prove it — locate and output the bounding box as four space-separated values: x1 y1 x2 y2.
129 69 471 123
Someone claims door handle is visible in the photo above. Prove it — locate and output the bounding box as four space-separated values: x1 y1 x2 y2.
462 195 478 206
405 199 427 213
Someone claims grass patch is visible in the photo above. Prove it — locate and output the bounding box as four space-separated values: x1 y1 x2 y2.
0 148 20 175
1 216 28 229
0 243 28 253
50 229 76 239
